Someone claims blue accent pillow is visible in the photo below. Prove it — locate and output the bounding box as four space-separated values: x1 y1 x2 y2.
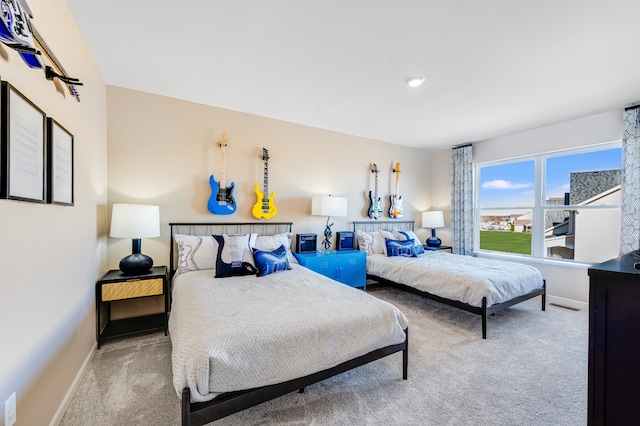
252 244 292 277
399 231 425 255
385 239 417 257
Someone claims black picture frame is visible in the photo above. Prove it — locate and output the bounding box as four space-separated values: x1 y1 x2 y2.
1 81 47 203
46 118 74 205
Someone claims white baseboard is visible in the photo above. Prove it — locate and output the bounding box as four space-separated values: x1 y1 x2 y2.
547 295 588 311
49 342 97 426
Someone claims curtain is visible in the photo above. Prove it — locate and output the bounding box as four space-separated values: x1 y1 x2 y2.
451 144 473 255
621 106 640 255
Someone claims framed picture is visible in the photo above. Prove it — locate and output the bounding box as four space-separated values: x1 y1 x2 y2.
1 82 46 202
47 118 74 205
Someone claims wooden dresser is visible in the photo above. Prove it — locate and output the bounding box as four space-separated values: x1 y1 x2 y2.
588 253 640 426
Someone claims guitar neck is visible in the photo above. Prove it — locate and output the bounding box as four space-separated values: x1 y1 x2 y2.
219 132 227 187
219 150 226 187
262 160 269 201
375 172 379 197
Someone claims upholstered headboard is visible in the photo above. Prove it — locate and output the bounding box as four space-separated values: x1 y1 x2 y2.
168 222 293 278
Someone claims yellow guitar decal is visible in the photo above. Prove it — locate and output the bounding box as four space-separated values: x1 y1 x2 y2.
252 148 278 220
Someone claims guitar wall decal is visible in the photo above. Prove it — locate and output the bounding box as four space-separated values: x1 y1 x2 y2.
252 148 278 220
0 0 83 100
389 162 404 218
368 163 383 219
207 132 236 215
0 0 42 68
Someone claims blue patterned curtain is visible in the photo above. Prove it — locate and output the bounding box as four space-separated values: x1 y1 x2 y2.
621 107 640 255
451 144 473 255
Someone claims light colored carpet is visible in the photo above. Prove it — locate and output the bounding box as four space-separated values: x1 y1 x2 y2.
60 285 587 425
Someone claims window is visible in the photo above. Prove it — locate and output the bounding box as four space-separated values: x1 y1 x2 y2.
476 142 621 263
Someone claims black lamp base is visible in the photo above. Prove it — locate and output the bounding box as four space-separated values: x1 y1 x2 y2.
119 253 153 276
426 228 441 247
119 238 153 275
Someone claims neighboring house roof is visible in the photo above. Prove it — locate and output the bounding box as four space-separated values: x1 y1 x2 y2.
577 184 621 206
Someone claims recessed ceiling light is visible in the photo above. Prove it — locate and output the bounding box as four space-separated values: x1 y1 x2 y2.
406 76 426 87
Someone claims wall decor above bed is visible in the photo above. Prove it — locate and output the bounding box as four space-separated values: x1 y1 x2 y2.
367 163 383 219
389 162 404 218
207 132 236 215
252 148 278 220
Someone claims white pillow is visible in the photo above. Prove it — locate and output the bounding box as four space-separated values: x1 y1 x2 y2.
174 234 219 275
372 230 395 255
253 232 298 264
357 231 373 254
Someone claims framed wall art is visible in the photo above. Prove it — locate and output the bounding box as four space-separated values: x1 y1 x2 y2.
1 82 47 202
47 118 74 205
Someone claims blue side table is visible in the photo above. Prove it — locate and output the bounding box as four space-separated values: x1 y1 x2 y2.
294 250 367 289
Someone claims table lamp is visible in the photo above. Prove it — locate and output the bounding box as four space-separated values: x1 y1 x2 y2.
422 210 445 247
312 195 348 251
110 203 160 275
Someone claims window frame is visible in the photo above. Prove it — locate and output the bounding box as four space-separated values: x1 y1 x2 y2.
474 141 622 264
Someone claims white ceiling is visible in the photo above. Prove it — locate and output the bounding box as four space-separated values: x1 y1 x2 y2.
66 0 640 151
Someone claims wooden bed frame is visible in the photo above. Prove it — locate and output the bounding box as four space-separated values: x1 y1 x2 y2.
169 222 409 426
353 220 546 339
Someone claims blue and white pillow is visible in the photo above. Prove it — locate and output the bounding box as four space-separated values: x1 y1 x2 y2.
252 244 292 277
397 230 425 255
213 234 257 278
385 238 417 257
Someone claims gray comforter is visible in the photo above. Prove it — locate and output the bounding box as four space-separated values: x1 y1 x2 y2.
366 252 544 307
169 265 408 402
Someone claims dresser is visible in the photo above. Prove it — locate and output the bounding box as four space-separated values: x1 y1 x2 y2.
294 250 366 289
588 253 640 426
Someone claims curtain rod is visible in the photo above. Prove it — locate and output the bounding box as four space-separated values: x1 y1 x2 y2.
452 143 472 150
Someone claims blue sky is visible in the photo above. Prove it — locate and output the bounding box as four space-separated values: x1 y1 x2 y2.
479 148 622 208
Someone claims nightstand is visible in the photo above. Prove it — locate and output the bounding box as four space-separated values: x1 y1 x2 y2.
424 245 452 253
294 250 366 289
95 266 168 348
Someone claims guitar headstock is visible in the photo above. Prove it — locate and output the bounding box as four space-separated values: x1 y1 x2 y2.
219 132 228 148
393 162 401 173
262 148 270 162
371 163 379 174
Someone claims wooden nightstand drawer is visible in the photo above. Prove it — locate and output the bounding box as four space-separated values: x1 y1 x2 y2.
102 278 164 301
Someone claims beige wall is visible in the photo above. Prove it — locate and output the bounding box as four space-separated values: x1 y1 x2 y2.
0 1 107 425
106 86 433 273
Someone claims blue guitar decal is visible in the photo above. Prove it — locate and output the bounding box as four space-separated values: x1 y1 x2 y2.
0 0 43 68
207 132 237 215
1 1 83 101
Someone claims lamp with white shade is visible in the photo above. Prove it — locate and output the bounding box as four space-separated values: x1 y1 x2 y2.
422 210 445 247
312 195 348 251
110 204 160 275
